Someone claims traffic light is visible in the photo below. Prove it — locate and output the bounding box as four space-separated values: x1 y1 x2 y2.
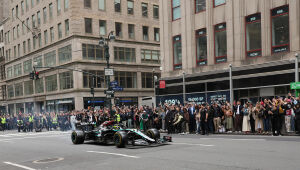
35 71 39 80
90 87 94 95
29 72 35 80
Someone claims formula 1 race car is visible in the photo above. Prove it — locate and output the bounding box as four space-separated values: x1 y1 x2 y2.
71 121 172 148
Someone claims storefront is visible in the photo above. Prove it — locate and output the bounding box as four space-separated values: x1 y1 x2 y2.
46 98 74 112
157 61 297 105
83 97 106 109
115 97 138 106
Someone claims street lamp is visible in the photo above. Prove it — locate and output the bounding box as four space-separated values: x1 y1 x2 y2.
295 53 299 83
229 64 233 106
153 68 158 107
182 71 186 105
99 31 115 117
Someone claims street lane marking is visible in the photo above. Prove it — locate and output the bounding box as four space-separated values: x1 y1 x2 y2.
0 134 69 142
173 142 214 147
33 157 64 164
230 139 266 141
0 131 69 138
3 162 36 170
87 151 140 159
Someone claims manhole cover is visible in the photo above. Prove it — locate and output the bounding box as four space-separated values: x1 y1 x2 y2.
33 158 64 164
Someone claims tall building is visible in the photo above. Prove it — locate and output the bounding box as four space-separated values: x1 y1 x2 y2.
0 0 9 22
0 19 7 113
3 0 160 114
159 0 300 105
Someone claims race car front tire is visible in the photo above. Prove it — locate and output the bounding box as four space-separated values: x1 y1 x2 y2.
146 129 160 141
114 131 128 148
71 131 85 144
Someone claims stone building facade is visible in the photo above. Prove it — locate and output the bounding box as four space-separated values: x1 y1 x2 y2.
3 0 160 113
159 0 300 105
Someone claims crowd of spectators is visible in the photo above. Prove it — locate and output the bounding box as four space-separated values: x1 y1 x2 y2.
1 93 300 136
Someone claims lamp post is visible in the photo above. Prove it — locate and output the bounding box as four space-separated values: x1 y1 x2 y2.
99 31 115 116
183 71 186 105
295 53 299 97
229 64 233 106
153 68 158 107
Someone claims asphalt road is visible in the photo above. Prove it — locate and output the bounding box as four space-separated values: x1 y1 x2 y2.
0 130 300 170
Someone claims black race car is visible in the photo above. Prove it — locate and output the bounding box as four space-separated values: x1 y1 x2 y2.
71 121 172 148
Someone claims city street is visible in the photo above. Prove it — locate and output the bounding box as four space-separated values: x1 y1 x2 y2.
0 131 299 170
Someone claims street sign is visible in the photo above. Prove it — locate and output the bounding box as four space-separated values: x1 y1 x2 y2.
104 90 115 95
290 82 300 89
112 86 124 91
105 68 114 76
110 81 118 86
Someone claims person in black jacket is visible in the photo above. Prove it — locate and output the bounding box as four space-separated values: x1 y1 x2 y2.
294 103 300 134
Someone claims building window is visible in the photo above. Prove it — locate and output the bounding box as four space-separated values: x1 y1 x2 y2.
115 22 122 37
142 3 148 17
153 5 159 19
59 71 73 90
14 64 22 77
35 78 44 93
114 47 136 62
99 20 106 36
7 67 13 79
15 83 23 97
58 23 62 39
99 0 105 10
27 39 31 52
154 28 160 41
115 0 121 12
16 5 19 18
271 5 289 54
195 0 206 13
32 14 36 28
38 33 42 48
31 0 34 7
196 28 207 66
57 0 61 14
44 30 48 45
214 0 226 7
64 0 69 10
26 0 29 11
142 73 160 88
172 0 180 21
44 50 56 67
214 23 227 63
50 27 54 42
82 44 105 60
7 85 14 98
141 49 160 64
23 59 32 74
58 45 72 64
84 0 91 8
46 75 58 92
26 18 30 32
85 18 92 33
23 41 26 54
114 72 137 88
34 55 43 67
21 1 24 15
143 26 149 41
128 24 135 39
17 25 20 38
43 7 47 23
245 13 262 58
173 35 182 70
83 70 106 88
18 44 21 57
24 80 33 95
12 8 15 21
65 19 69 36
37 11 41 26
14 46 16 58
127 0 134 15
49 3 53 20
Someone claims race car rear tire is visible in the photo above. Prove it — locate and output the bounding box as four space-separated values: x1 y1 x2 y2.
114 131 128 148
146 129 160 140
71 131 85 144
